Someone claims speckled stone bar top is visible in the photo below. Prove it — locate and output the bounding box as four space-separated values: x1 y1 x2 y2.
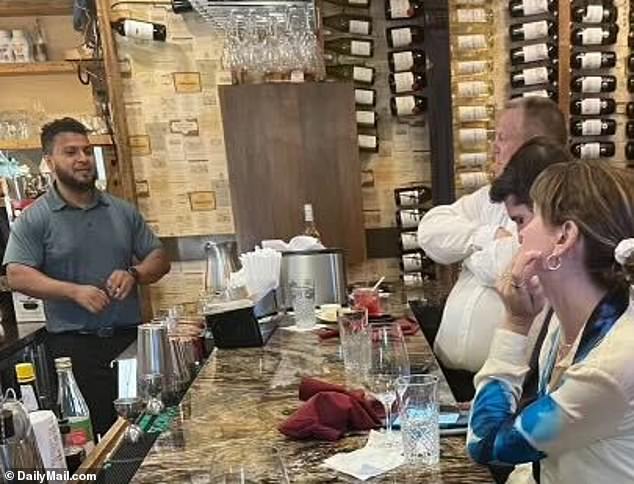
130 327 493 483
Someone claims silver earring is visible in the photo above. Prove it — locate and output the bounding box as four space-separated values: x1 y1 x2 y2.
546 253 561 271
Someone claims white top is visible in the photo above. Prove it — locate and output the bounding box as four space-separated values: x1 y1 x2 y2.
417 185 518 372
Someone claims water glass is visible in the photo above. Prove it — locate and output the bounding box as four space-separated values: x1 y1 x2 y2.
337 307 370 384
397 374 439 466
291 279 316 329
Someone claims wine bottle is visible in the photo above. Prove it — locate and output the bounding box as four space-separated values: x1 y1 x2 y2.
171 0 193 13
324 38 374 57
455 80 494 98
509 20 556 42
111 18 167 41
456 105 495 122
358 133 379 152
389 71 426 94
451 7 493 23
627 102 634 119
510 66 556 88
385 0 423 19
510 88 558 100
628 76 634 93
629 31 634 49
400 252 434 273
458 127 492 148
326 64 375 85
626 142 634 161
302 204 322 240
509 0 557 17
356 110 378 128
388 49 426 72
571 3 617 24
459 152 488 167
355 88 376 106
626 121 634 139
510 42 557 65
390 95 427 116
399 231 420 253
454 60 491 76
386 26 424 49
323 14 372 35
629 54 634 72
570 118 616 137
570 98 616 116
570 75 616 93
323 0 370 8
571 26 618 46
570 141 615 159
394 185 432 207
396 208 424 229
454 33 492 54
570 51 616 70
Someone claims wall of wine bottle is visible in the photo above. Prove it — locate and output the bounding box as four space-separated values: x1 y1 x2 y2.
627 1 634 165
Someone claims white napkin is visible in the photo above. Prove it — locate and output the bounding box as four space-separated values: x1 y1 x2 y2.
281 323 329 332
236 247 282 301
261 235 325 252
323 430 405 481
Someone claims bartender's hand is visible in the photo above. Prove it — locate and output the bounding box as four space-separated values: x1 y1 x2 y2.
72 285 110 314
106 270 136 300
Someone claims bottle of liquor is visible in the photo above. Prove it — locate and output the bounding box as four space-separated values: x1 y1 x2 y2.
325 38 373 58
385 0 423 20
355 88 376 106
571 26 618 46
570 75 616 93
356 110 378 128
388 71 426 93
326 64 375 85
509 20 556 42
451 7 493 23
58 416 86 474
570 98 616 116
454 79 494 98
358 133 379 152
390 95 427 116
386 25 424 49
510 42 557 65
570 141 615 159
388 49 426 73
626 142 634 160
510 88 558 100
33 20 47 62
111 18 167 41
510 66 556 88
571 51 616 70
456 105 495 123
15 363 40 412
570 119 616 137
509 0 557 17
571 3 617 24
626 121 634 139
324 0 370 8
56 357 95 455
323 14 372 35
627 102 634 119
302 204 321 239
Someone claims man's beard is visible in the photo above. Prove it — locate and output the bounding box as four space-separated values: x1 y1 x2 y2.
55 168 97 192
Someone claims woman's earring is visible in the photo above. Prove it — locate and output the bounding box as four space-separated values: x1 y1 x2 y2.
546 253 562 271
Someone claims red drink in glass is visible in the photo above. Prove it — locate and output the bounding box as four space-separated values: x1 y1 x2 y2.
352 288 382 316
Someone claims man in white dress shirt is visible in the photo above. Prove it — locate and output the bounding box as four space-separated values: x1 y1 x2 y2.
417 97 567 390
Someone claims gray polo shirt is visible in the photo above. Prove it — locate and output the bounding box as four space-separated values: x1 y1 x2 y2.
3 185 162 333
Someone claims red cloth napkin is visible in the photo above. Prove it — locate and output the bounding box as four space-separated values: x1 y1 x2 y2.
316 317 420 341
278 378 384 441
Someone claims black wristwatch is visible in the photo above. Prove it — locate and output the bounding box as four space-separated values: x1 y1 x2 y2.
127 266 140 282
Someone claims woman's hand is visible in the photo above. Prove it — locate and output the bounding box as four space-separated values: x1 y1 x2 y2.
497 250 546 335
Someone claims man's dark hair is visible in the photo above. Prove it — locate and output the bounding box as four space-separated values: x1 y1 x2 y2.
490 136 571 206
506 97 567 146
40 117 88 155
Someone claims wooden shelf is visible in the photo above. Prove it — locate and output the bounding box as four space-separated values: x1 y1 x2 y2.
0 0 73 17
0 135 113 151
0 61 78 77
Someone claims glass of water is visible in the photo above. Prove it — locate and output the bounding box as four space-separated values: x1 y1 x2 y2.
337 307 370 385
290 279 316 329
397 374 439 466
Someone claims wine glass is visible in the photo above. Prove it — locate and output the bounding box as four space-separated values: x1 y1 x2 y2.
364 322 410 444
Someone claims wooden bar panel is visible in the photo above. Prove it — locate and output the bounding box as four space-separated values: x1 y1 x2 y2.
0 0 73 17
558 0 571 121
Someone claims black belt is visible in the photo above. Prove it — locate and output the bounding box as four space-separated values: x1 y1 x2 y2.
52 326 136 338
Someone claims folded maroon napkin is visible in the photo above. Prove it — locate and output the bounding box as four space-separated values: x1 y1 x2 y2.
278 378 384 441
316 317 420 341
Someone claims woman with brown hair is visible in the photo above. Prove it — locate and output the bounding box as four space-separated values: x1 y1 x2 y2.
467 160 634 483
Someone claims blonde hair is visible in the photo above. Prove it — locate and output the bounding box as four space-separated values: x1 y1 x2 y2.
505 97 567 146
530 160 634 288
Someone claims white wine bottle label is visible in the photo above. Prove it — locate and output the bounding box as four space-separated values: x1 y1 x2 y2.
581 28 604 46
580 98 601 115
351 40 372 56
395 95 416 115
522 20 548 40
580 143 600 159
398 190 422 206
349 0 369 6
580 52 602 69
458 81 488 97
389 0 411 18
459 152 487 167
582 5 604 24
400 232 419 251
356 111 376 125
124 20 155 40
403 273 424 288
457 8 487 23
581 76 602 93
393 51 414 71
394 71 415 93
456 60 488 75
457 105 488 122
581 119 602 136
350 20 371 35
522 43 548 63
390 28 413 48
522 0 548 16
402 253 423 271
459 128 487 146
524 66 548 85
358 134 378 149
522 89 549 98
399 209 421 227
353 66 374 83
457 34 487 51
355 89 375 105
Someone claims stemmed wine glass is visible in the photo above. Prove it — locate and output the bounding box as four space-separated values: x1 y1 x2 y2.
363 322 410 443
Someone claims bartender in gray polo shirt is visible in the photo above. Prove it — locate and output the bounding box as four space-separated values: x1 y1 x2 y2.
3 117 170 437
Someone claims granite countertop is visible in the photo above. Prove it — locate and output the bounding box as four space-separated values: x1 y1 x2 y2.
130 327 493 483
